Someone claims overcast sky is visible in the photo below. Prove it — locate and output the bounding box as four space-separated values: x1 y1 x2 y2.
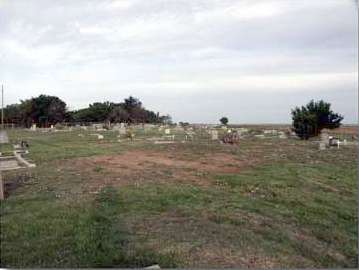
0 0 357 124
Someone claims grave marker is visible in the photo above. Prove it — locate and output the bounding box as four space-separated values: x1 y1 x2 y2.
210 130 218 140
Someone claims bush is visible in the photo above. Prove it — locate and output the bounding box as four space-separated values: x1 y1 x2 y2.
291 100 343 140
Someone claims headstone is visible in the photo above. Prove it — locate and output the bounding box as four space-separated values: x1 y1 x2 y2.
92 123 103 130
210 130 218 140
319 142 326 150
30 124 37 131
165 128 171 135
238 128 249 133
145 265 161 269
144 124 155 129
113 124 121 130
119 127 126 135
320 130 330 145
278 132 287 139
97 134 104 140
329 137 340 148
264 129 278 135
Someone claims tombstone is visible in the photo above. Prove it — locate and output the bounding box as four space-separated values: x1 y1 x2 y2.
119 127 127 135
329 137 341 148
278 131 287 139
320 130 330 145
112 123 121 131
165 128 171 135
210 130 218 140
144 124 155 129
30 124 37 131
50 125 54 129
319 142 326 150
264 129 278 135
185 131 195 141
97 134 104 140
238 128 249 133
92 123 103 130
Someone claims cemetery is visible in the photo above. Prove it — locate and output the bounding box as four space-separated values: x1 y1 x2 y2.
1 0 357 267
0 122 357 268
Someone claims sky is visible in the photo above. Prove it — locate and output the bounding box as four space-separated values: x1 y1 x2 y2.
0 0 358 124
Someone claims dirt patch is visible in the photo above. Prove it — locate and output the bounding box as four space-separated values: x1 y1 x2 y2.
58 149 252 192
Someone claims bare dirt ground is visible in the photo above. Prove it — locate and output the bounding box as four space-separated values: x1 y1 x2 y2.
59 149 254 192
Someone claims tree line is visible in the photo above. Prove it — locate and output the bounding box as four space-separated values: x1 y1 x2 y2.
3 95 171 127
3 94 343 140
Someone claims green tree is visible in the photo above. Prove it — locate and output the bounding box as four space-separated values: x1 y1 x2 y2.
107 106 129 123
291 100 343 139
20 95 67 127
3 104 22 124
220 117 229 125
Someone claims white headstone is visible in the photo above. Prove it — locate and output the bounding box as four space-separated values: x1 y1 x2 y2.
211 130 218 140
119 127 126 135
165 128 171 135
319 142 326 150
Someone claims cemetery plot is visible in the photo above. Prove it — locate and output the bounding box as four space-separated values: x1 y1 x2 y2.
0 126 357 268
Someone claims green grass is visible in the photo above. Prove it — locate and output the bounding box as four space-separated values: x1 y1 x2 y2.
0 186 178 268
214 162 357 267
0 143 13 155
0 128 357 268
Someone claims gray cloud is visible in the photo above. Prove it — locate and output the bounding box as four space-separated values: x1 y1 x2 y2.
0 0 357 123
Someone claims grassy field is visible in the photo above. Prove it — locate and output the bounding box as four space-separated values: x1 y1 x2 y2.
0 128 357 268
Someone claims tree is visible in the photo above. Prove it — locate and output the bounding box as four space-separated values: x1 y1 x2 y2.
291 100 343 139
4 94 170 127
220 117 229 125
3 104 22 124
19 95 67 127
107 106 129 123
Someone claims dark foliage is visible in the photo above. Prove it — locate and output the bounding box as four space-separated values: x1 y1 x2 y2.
3 95 169 127
291 100 343 139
